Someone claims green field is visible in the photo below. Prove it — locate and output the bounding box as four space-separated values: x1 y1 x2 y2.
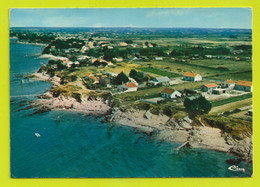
115 80 217 104
138 67 180 78
212 93 252 107
136 60 221 76
206 71 252 81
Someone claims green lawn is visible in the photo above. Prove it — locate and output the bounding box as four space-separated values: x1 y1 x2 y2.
212 93 252 107
138 67 180 78
206 71 252 81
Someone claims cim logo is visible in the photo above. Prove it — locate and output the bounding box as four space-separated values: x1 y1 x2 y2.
228 165 245 172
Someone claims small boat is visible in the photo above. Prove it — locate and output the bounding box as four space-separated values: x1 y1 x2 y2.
34 133 41 138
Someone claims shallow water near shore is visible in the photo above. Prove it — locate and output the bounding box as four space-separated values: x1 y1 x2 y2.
10 39 253 177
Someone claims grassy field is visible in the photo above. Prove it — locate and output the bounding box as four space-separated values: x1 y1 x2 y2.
211 93 252 107
206 71 252 81
229 109 252 121
115 80 217 104
136 60 221 76
104 62 141 75
188 59 252 72
138 67 180 78
210 98 252 115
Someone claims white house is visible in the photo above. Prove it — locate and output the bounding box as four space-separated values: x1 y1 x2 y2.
119 42 128 47
221 80 235 88
161 88 181 99
148 76 171 86
201 83 220 92
113 57 123 62
235 80 253 92
155 57 163 60
183 72 202 82
119 82 138 92
128 77 139 85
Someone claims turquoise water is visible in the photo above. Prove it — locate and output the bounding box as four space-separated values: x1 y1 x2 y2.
10 39 253 178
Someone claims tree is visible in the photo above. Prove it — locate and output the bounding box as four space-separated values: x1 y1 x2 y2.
56 60 67 70
113 71 129 85
129 69 138 78
184 96 212 114
125 40 133 44
129 69 148 83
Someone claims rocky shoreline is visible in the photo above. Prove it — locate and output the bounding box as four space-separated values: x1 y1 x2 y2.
30 71 252 163
16 40 48 46
104 107 252 162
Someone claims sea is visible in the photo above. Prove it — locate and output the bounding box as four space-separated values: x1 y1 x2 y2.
10 38 253 178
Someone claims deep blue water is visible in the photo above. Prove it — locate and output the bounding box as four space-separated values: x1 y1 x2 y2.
10 39 253 178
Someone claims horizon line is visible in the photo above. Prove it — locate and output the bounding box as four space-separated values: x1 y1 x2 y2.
10 26 252 30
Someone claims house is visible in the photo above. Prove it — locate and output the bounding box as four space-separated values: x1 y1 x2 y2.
161 88 181 99
183 72 202 82
119 82 138 92
89 76 99 84
128 77 139 86
148 76 171 86
91 58 98 63
85 72 93 78
247 109 253 116
106 62 114 66
212 89 226 95
221 80 235 88
119 42 128 47
77 55 90 61
235 80 253 92
63 59 73 68
113 57 123 62
155 57 163 60
201 83 220 92
205 55 213 59
88 42 94 48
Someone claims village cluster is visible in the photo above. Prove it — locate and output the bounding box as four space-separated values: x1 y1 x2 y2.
12 29 252 118
80 68 252 107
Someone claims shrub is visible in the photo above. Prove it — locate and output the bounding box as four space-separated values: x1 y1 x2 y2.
184 96 212 114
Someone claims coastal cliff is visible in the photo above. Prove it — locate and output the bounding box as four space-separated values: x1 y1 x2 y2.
30 67 252 163
105 107 252 162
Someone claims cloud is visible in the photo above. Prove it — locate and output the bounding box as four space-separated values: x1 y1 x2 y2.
146 9 193 17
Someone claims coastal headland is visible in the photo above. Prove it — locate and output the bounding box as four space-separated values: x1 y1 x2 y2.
12 27 253 163
30 69 252 163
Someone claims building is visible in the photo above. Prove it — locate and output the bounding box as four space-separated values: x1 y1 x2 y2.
113 57 123 62
85 72 93 78
155 57 163 60
201 83 220 92
148 76 171 86
128 77 139 85
161 88 181 99
248 109 253 116
119 82 138 92
119 42 128 47
89 76 99 84
221 80 235 88
235 80 253 92
183 72 202 82
212 89 226 95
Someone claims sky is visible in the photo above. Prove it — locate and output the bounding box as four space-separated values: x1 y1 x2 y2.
9 8 252 29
